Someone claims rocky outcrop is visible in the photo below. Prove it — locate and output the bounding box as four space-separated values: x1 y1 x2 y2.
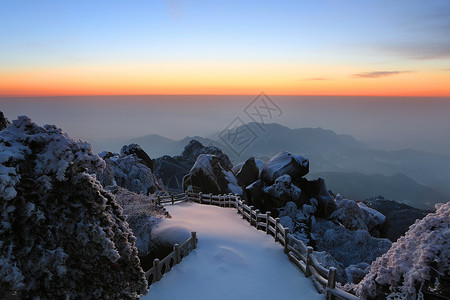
362 196 430 241
154 140 233 191
182 154 242 195
235 157 260 188
263 174 302 208
96 148 165 195
0 111 9 131
180 140 233 170
330 195 386 235
121 143 154 171
260 151 309 185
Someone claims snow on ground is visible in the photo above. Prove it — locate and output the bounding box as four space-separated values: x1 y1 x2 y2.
143 202 322 300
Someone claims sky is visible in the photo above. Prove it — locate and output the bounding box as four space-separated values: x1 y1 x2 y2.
1 0 450 96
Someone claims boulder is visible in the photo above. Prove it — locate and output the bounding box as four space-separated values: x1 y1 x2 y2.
121 143 154 171
331 195 386 234
180 140 233 170
154 139 233 191
260 151 309 185
295 177 337 218
263 174 302 208
362 196 430 241
245 179 266 209
182 154 242 195
235 157 260 188
153 155 191 191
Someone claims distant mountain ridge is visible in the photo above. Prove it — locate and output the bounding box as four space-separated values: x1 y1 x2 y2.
101 122 450 210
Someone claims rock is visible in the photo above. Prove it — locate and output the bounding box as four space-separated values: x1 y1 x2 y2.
235 157 260 188
245 179 265 209
331 195 386 234
121 143 154 171
180 140 233 170
263 174 302 208
154 139 232 191
362 196 430 241
260 151 309 184
0 111 9 131
312 218 391 267
153 155 191 191
313 251 346 283
295 177 337 218
182 154 242 195
345 263 370 284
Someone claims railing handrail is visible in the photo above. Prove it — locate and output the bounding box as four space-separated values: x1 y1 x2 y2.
145 231 197 286
186 191 361 300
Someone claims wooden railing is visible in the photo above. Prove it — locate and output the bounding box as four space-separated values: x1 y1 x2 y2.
156 193 189 206
145 231 197 286
186 191 361 300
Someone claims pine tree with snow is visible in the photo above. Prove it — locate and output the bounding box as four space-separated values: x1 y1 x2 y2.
0 116 148 299
356 201 449 299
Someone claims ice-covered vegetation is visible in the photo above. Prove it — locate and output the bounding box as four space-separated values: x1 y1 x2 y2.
96 147 164 195
356 201 449 299
108 186 169 256
0 116 147 299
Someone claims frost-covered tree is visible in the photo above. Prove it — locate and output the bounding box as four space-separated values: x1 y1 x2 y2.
356 201 449 299
0 116 148 299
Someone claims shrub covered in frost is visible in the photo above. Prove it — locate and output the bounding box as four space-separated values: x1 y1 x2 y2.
96 150 164 195
0 116 148 299
108 186 170 256
356 201 450 299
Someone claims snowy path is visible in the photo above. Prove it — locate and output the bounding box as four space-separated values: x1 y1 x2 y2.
142 202 322 300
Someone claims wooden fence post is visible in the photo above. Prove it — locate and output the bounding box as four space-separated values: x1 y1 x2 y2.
153 259 161 281
199 192 202 203
249 206 255 226
209 193 213 205
284 228 290 254
266 212 271 234
173 244 180 264
305 246 313 277
326 267 337 300
171 194 174 205
191 232 197 249
255 209 260 229
275 218 280 242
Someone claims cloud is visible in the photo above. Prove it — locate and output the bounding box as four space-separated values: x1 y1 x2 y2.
353 71 410 79
384 43 450 60
302 77 330 81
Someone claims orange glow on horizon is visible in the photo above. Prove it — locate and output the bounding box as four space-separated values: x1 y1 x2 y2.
1 63 449 98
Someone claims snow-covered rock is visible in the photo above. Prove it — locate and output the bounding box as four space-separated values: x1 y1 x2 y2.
356 201 450 299
183 154 242 195
260 151 309 185
331 195 386 234
121 143 154 171
0 116 147 299
312 218 392 267
264 174 302 208
154 139 232 191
